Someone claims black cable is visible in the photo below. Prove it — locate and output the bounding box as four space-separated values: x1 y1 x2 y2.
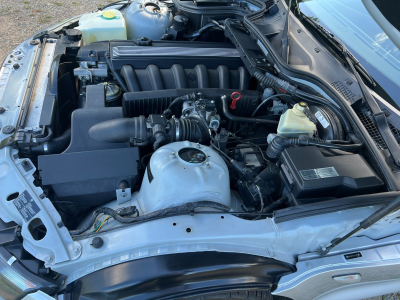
104 51 128 93
141 152 153 169
295 91 352 134
228 144 269 150
253 71 354 136
70 201 231 236
262 196 288 213
100 0 131 11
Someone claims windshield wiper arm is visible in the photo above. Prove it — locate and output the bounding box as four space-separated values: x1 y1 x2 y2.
303 16 376 88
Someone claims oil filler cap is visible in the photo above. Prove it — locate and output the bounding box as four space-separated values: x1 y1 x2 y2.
173 15 189 31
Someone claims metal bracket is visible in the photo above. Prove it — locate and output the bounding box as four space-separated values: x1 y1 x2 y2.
116 187 131 205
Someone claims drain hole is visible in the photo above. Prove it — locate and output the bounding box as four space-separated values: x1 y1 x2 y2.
221 216 224 219
186 228 191 233
28 218 47 241
6 192 19 201
173 223 177 226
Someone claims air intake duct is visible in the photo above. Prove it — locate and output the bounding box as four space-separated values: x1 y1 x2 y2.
89 114 210 150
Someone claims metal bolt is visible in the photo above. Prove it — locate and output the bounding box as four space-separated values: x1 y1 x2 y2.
221 95 227 100
46 256 53 263
170 152 176 158
0 107 6 114
2 125 15 134
204 162 210 168
210 100 215 104
196 143 200 149
73 247 80 254
30 40 39 45
121 192 127 197
13 63 20 69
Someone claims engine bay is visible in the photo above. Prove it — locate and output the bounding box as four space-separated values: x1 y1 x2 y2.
11 0 388 238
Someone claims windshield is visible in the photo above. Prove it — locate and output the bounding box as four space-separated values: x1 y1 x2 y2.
298 0 400 107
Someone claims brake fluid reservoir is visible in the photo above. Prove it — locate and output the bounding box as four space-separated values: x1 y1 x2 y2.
277 102 316 138
124 0 173 40
77 9 127 44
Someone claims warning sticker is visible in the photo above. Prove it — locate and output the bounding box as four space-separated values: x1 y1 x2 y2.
13 190 41 223
299 167 339 180
316 167 339 178
315 111 330 129
299 169 319 180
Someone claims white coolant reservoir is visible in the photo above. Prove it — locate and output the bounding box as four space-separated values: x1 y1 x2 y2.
124 0 173 40
77 9 127 44
277 101 316 138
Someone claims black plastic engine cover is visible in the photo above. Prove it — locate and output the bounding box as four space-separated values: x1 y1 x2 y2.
280 146 384 205
38 148 139 208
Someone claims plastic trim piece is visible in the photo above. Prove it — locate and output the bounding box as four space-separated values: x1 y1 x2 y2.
72 252 295 300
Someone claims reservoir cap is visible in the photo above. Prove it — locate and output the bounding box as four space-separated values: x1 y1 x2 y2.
102 11 116 19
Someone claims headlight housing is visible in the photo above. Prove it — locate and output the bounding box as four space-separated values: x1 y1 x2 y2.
0 247 56 300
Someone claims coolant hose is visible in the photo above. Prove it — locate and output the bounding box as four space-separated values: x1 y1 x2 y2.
70 201 232 236
267 135 363 160
34 127 53 143
30 128 71 155
221 95 279 126
46 128 71 154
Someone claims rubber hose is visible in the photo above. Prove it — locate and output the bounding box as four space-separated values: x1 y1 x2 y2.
46 128 71 154
253 71 353 134
262 196 288 213
105 52 128 93
35 127 53 143
70 201 232 235
89 116 147 143
296 90 352 134
221 95 279 126
30 128 71 155
267 135 363 159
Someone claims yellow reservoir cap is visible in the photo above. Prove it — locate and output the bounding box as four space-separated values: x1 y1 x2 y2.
102 11 116 19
